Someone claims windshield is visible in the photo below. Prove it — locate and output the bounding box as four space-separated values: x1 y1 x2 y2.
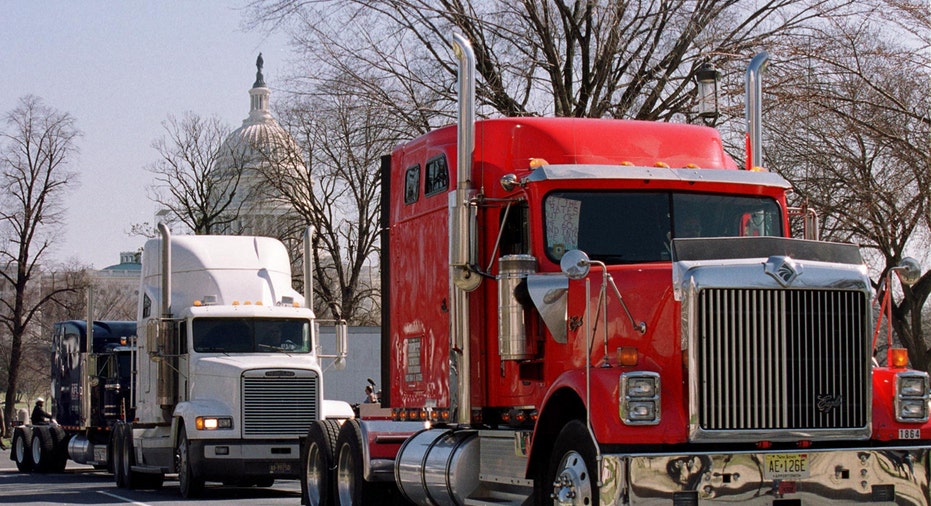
193 318 311 353
544 191 782 264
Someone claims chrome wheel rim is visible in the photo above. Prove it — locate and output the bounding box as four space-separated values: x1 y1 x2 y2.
305 442 324 505
336 443 355 505
31 436 42 466
552 450 593 506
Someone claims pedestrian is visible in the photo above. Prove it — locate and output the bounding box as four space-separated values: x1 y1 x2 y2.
31 398 52 425
0 407 6 450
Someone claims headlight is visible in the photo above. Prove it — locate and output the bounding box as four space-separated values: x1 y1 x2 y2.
620 372 660 425
896 372 930 423
195 416 233 430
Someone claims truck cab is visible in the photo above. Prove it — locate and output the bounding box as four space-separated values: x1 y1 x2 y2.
114 227 348 497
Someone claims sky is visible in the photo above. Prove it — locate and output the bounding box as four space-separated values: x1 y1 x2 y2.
2 2 292 269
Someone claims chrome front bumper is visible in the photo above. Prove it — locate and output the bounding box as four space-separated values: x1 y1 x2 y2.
601 448 930 505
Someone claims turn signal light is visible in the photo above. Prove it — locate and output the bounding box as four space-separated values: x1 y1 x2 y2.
617 347 639 366
890 348 909 368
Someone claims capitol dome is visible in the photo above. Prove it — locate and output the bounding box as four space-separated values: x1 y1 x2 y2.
213 53 305 237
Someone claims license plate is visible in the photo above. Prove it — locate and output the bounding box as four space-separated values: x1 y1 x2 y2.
269 462 293 474
763 453 810 480
899 429 921 440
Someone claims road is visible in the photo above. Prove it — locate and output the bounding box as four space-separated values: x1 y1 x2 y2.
0 446 302 505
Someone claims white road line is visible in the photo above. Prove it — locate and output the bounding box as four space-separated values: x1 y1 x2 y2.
98 490 152 505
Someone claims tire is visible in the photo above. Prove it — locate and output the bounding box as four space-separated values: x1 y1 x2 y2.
12 426 34 472
302 419 340 506
120 422 137 489
253 477 274 488
176 424 204 498
113 424 126 488
540 420 599 506
48 426 70 473
31 426 54 473
335 419 385 506
107 426 118 474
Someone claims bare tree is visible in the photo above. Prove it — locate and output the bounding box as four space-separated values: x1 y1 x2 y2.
38 263 136 323
0 95 80 432
249 0 847 130
241 1 858 329
258 87 396 325
147 112 252 235
765 6 931 372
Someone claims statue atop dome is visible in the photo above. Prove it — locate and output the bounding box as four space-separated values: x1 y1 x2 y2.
253 52 266 88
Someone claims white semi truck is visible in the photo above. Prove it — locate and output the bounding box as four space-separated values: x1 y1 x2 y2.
113 224 350 497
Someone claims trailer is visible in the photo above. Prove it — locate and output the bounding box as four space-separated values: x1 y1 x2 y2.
299 36 931 506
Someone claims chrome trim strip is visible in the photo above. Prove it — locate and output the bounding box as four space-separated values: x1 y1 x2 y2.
527 165 791 188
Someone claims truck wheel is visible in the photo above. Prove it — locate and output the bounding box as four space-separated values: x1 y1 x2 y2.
335 419 384 506
302 419 340 506
176 425 204 498
541 420 598 506
31 426 54 473
48 426 69 473
113 423 126 488
12 426 34 472
115 422 126 488
107 426 118 474
120 422 138 489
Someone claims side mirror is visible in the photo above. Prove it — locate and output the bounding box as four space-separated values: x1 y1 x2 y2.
333 320 348 371
146 319 162 362
560 250 591 280
894 257 921 286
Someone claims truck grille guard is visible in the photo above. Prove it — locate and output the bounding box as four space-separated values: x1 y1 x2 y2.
674 237 873 443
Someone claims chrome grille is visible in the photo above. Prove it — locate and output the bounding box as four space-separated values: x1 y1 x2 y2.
697 288 869 433
242 372 318 436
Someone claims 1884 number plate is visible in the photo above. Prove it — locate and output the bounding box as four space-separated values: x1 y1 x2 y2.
763 453 810 480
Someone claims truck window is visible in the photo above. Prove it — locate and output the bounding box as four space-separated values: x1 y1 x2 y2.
425 155 449 196
192 318 311 353
404 164 420 204
499 202 530 256
671 193 781 239
544 191 781 264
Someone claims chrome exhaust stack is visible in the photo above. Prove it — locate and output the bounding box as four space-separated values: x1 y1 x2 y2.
745 52 770 170
450 33 478 425
158 222 172 318
303 226 315 309
156 222 177 420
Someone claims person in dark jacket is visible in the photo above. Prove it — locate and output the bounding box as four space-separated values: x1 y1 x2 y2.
31 398 51 425
0 407 6 449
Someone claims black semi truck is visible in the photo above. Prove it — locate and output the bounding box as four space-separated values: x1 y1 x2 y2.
11 320 135 473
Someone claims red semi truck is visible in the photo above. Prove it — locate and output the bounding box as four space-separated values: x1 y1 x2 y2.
300 36 931 506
